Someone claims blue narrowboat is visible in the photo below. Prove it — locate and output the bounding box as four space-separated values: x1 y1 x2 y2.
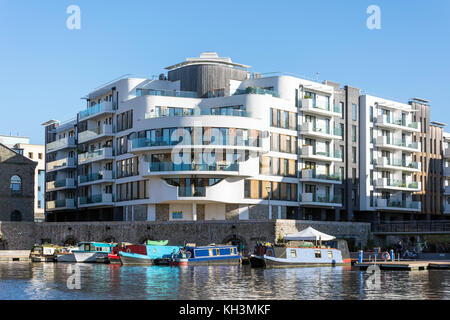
173 245 242 265
119 244 181 265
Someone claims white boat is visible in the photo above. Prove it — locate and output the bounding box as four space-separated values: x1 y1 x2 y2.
72 242 114 263
55 246 77 262
249 227 351 268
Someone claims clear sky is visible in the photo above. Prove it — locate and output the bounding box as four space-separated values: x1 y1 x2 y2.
0 0 449 144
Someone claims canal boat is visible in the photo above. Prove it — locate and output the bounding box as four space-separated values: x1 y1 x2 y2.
119 244 181 265
55 246 77 262
72 242 115 263
172 244 242 266
249 227 351 268
29 244 59 262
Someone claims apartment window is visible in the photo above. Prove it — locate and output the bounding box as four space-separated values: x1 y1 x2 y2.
352 104 357 121
38 200 42 209
370 149 373 164
38 153 43 160
340 145 345 162
370 191 374 207
370 170 373 186
117 110 133 132
352 125 357 142
28 152 33 159
340 123 344 138
370 128 373 143
340 102 344 119
352 147 357 163
370 106 374 122
352 168 356 184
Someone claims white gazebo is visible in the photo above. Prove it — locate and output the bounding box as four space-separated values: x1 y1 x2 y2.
284 226 336 242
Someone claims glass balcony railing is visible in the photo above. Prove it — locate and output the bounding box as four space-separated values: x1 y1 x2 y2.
234 87 280 98
136 88 198 98
178 186 205 197
300 170 342 181
376 179 420 189
378 200 421 209
300 193 342 204
79 194 114 205
149 162 238 172
78 148 113 163
79 171 114 184
145 108 250 119
130 136 261 149
391 159 420 170
79 102 116 120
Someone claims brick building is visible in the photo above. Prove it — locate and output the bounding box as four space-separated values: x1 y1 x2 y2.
0 143 37 221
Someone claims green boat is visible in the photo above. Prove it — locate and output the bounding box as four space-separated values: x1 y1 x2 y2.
145 240 169 246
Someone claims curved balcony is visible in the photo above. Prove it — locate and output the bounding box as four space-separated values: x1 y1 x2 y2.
129 136 262 154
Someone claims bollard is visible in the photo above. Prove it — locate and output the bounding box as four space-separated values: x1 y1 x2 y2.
390 249 394 262
358 250 363 263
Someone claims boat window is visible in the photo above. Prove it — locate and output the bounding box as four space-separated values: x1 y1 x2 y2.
328 251 333 259
315 250 322 258
290 249 297 258
209 249 213 256
216 248 220 256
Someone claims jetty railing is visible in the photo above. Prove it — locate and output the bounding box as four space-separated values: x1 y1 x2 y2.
372 221 450 234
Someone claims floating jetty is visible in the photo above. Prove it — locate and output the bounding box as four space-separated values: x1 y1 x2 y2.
354 260 450 271
0 250 31 262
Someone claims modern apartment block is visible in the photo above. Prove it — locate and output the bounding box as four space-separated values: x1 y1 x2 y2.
409 98 445 219
359 95 423 222
0 135 45 221
42 52 450 222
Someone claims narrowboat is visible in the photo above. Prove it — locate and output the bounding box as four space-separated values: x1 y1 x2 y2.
55 246 77 262
119 244 181 265
249 227 351 268
29 244 59 262
172 244 242 266
72 242 115 263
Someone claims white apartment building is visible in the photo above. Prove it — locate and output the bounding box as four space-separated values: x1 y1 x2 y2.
359 95 422 219
44 52 344 222
0 135 45 221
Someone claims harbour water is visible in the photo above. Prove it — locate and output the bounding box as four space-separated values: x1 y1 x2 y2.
0 262 449 300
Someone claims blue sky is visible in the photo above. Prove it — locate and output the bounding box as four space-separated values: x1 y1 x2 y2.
0 0 449 144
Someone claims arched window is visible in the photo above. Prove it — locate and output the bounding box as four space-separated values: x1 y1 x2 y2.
10 210 22 221
10 175 22 194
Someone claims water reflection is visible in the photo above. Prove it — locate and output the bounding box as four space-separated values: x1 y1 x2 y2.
0 262 449 300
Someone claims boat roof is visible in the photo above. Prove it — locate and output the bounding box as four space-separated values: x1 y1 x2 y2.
188 245 237 249
78 242 113 247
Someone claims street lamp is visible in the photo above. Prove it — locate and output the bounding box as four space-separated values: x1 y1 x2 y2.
266 183 272 219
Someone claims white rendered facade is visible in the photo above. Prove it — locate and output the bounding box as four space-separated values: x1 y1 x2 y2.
359 95 422 215
44 53 345 221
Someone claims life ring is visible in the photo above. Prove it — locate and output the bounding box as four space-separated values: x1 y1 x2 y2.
382 252 390 260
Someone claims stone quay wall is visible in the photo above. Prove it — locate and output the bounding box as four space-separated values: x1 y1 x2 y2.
0 220 371 254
